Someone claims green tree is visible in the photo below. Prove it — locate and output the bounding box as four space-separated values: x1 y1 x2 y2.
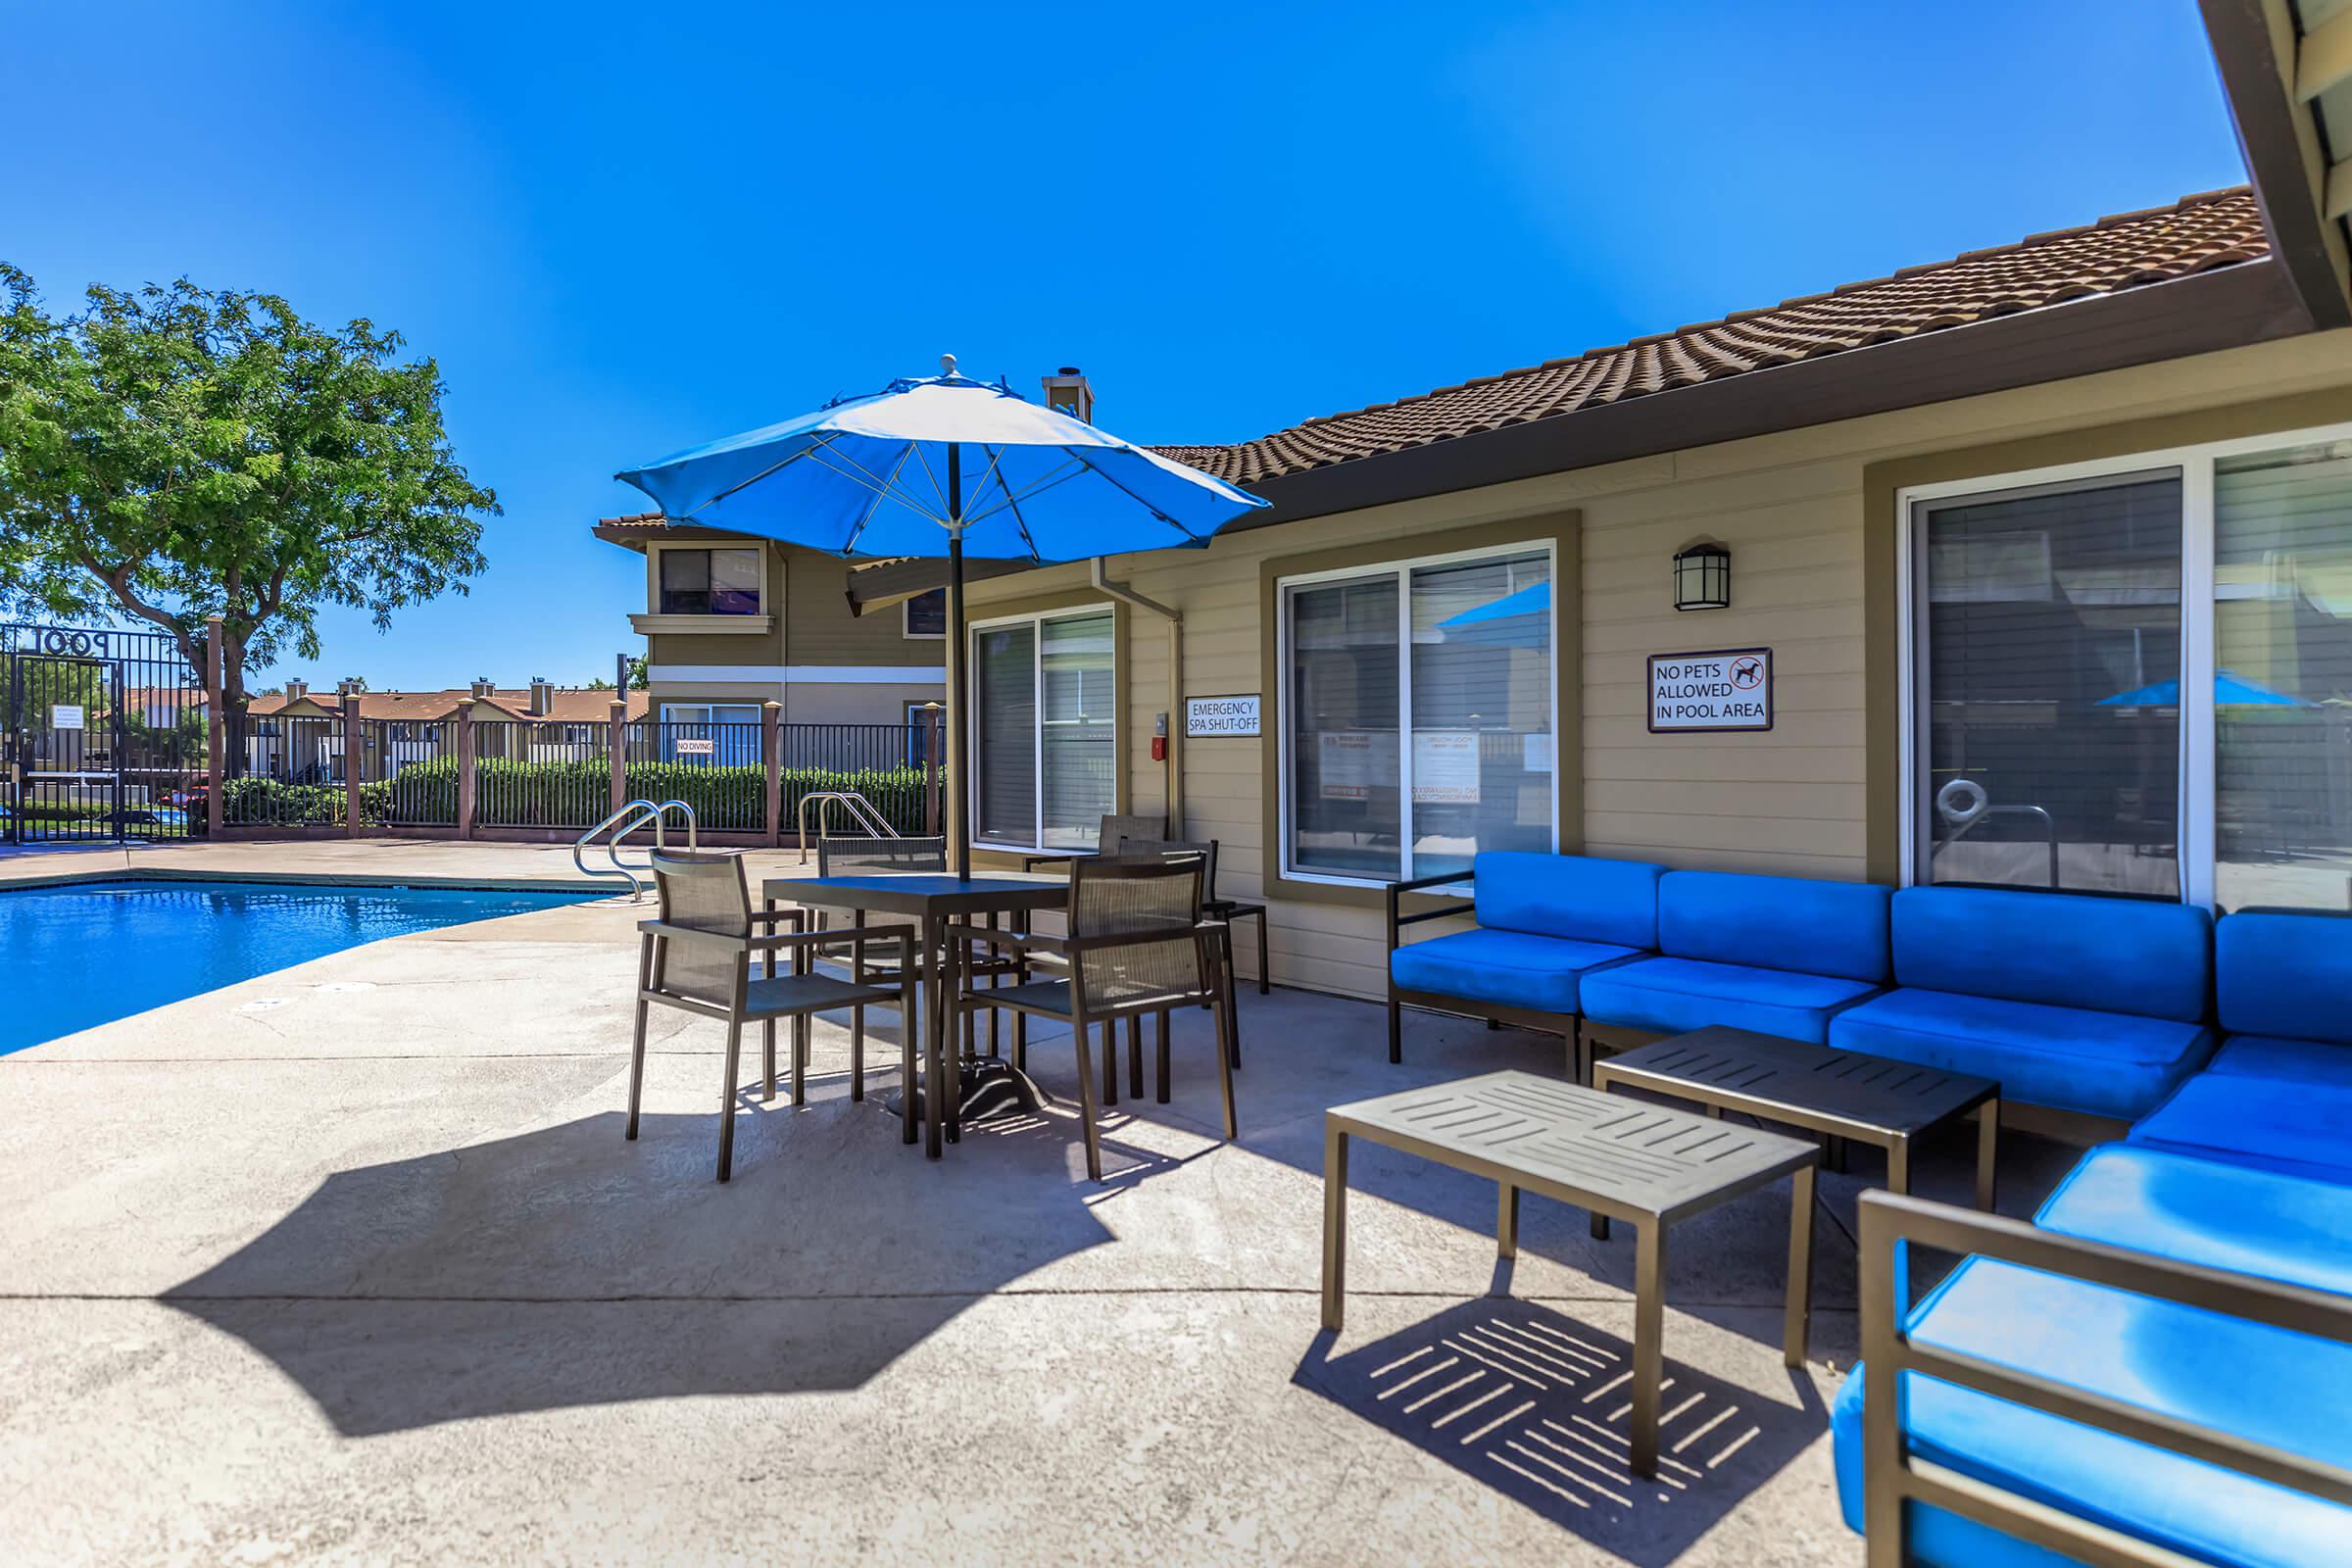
588 656 649 691
0 267 497 710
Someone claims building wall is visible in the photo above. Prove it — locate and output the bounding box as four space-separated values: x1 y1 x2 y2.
962 327 2352 1001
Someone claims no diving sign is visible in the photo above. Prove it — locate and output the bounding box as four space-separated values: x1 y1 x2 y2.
1648 648 1772 733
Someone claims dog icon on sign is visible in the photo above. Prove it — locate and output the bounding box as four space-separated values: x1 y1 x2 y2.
1731 656 1764 690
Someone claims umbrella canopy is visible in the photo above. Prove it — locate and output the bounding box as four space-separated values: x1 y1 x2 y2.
615 363 1263 564
2097 669 2306 708
613 360 1268 875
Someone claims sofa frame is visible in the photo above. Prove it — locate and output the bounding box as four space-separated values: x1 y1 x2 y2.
1384 869 1592 1084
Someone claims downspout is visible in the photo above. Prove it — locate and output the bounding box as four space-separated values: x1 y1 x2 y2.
1089 557 1183 834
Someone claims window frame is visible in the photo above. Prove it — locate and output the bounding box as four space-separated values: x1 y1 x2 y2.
965 601 1118 855
653 544 765 618
1895 416 2352 909
902 588 948 640
1274 538 1560 888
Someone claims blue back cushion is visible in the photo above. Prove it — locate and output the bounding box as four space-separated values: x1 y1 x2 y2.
1473 852 1665 950
2219 911 2352 1044
1656 871 1891 983
1891 887 2211 1022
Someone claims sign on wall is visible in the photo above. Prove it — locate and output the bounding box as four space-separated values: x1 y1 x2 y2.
1185 694 1260 738
1647 648 1773 733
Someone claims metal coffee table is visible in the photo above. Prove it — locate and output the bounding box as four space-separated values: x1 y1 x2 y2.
1319 1069 1818 1477
1591 1027 1999 1225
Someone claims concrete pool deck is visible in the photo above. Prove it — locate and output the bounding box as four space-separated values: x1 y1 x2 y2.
0 841 2080 1564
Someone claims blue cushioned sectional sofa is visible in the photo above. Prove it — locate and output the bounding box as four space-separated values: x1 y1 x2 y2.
1385 851 2352 1563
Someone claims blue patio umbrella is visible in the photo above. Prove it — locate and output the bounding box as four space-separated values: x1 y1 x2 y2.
1435 581 1549 645
2097 669 2306 708
615 358 1267 875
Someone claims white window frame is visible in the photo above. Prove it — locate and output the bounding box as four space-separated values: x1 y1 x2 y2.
1894 416 2352 908
660 702 762 726
965 602 1117 854
650 543 765 617
1274 538 1560 888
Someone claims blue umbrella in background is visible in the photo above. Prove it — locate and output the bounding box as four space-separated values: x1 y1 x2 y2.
2097 669 2307 708
616 357 1267 874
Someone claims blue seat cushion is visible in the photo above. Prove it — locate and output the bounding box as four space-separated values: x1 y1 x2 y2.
2130 1074 2352 1184
1578 956 1877 1045
1831 1257 2352 1567
1828 988 2211 1121
1389 927 1639 1015
2208 1034 2352 1089
1656 870 1891 983
2218 911 2352 1044
1471 851 1665 949
2035 1145 2352 1297
1888 886 2211 1022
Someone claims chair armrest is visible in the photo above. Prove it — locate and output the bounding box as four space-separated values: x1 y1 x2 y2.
1388 870 1475 951
750 906 807 928
1062 919 1227 956
959 923 1068 957
637 919 898 956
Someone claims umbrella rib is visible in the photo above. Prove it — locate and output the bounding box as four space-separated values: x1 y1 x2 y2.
840 444 919 556
1064 449 1203 540
802 443 946 526
906 441 950 519
975 446 1046 562
963 442 1014 520
963 458 1087 527
686 432 841 515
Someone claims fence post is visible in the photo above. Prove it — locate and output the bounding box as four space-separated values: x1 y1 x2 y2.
456 707 477 839
340 683 363 837
608 699 627 818
763 701 783 847
203 613 225 838
923 703 943 837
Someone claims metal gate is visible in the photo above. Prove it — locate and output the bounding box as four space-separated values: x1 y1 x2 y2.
2 623 204 845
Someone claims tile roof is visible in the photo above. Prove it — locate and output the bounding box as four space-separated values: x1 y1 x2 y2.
247 688 651 723
1152 187 2272 487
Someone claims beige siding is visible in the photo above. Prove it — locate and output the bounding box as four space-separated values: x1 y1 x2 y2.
961 328 2352 1002
781 548 950 668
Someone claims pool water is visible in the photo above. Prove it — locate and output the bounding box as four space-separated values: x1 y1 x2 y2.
0 879 601 1054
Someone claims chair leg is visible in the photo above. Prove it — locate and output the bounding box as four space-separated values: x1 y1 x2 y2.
1072 1012 1103 1181
627 934 653 1140
716 1018 745 1182
1155 1008 1171 1104
1211 991 1239 1142
1127 1014 1143 1100
989 968 1002 1058
900 971 919 1145
791 1014 808 1107
1254 908 1269 996
852 1003 865 1102
1221 945 1243 1071
762 1017 777 1103
1102 1019 1119 1107
1387 989 1401 1064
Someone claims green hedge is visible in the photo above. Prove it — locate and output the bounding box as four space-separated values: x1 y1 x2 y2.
223 759 930 833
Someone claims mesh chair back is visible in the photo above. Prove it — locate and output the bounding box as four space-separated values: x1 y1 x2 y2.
1110 836 1218 902
651 850 752 1004
817 835 948 876
1067 855 1204 1013
1095 812 1165 854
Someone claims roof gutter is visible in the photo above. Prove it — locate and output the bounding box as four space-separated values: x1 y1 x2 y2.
1090 557 1186 835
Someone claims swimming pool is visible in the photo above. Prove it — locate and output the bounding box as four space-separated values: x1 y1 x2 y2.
0 879 603 1054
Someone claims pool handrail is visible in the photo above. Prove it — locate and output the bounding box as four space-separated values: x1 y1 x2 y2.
574 799 698 901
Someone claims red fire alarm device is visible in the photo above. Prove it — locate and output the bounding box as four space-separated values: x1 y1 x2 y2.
1151 711 1168 762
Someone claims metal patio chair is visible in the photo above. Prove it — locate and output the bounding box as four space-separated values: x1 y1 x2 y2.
1106 835 1247 1068
630 850 913 1182
1020 811 1166 872
809 832 1027 1059
956 855 1238 1181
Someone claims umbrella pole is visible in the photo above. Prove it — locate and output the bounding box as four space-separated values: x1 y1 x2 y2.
947 444 969 880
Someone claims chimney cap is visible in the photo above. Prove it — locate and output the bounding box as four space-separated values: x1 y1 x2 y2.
1056 365 1081 375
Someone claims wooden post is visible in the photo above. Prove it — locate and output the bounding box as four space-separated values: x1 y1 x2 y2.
762 701 783 847
203 613 224 838
923 703 943 837
341 684 363 837
455 706 477 839
608 698 627 817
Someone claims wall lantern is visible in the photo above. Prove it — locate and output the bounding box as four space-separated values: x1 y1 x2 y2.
1672 542 1731 611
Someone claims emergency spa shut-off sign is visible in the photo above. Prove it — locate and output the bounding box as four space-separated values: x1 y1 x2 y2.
1647 648 1773 733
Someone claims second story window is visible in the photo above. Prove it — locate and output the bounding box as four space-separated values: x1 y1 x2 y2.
659 547 760 615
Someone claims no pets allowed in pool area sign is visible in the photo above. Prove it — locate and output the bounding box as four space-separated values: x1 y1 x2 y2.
1647 647 1772 733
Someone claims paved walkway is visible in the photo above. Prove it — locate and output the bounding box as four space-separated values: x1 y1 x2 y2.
0 846 2076 1564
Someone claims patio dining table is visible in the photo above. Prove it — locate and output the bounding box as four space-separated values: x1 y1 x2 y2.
763 871 1070 1158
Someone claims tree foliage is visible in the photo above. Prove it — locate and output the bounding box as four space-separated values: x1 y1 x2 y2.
0 266 497 706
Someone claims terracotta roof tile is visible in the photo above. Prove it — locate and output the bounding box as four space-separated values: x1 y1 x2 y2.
1153 188 2272 487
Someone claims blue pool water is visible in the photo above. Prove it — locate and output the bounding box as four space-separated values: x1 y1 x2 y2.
0 879 600 1054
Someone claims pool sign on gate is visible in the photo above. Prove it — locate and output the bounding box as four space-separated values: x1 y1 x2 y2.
1647 648 1773 733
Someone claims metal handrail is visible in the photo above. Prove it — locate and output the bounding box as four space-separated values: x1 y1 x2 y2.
796 789 899 863
573 797 698 901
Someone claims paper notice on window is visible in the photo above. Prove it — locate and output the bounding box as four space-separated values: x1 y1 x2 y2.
1411 731 1482 804
1317 731 1395 800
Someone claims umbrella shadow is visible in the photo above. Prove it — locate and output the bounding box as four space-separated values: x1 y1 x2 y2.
163 1103 1117 1437
1294 1299 1825 1566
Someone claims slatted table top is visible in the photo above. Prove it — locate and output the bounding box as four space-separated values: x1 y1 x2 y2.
1326 1070 1815 1224
1594 1027 1998 1140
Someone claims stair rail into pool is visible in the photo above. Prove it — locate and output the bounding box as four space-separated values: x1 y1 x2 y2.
573 798 699 901
795 790 900 863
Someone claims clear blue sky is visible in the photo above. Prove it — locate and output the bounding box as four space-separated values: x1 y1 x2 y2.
1 0 2246 691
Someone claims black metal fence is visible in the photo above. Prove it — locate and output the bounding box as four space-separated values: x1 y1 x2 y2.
2 622 204 844
371 719 460 827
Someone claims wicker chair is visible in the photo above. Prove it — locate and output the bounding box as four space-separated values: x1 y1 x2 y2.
631 850 914 1181
956 855 1237 1181
808 832 1024 1059
1113 832 1269 1002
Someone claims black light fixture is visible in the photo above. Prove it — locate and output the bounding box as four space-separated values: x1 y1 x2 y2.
1673 541 1731 611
